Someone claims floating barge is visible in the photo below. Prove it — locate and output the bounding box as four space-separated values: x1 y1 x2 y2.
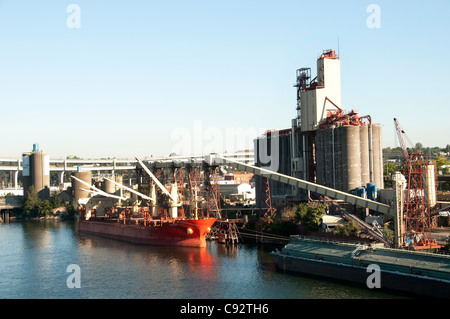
270 236 450 298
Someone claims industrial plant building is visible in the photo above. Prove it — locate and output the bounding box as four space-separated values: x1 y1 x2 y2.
255 49 383 206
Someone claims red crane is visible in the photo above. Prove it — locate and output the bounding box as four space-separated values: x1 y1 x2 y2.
393 118 439 250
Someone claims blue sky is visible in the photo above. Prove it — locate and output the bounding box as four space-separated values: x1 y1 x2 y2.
0 0 449 158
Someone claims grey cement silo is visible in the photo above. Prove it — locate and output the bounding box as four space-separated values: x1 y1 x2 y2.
315 126 344 190
334 126 346 191
323 128 333 188
359 126 370 186
103 178 116 194
315 124 384 193
343 126 362 191
329 127 340 190
31 152 50 197
315 129 325 186
315 127 336 190
116 176 123 188
72 171 92 203
22 151 50 200
334 127 344 191
315 128 332 188
372 125 384 189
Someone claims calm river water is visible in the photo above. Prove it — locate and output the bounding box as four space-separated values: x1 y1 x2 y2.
0 220 404 299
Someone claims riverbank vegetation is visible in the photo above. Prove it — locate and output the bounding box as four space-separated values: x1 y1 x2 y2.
242 202 327 237
21 186 76 219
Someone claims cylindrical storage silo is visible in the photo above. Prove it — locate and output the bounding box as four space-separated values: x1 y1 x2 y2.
30 152 50 200
334 126 344 191
315 129 325 186
103 179 116 194
377 125 384 189
72 171 92 203
342 126 361 191
315 128 337 189
359 126 370 186
324 128 334 188
372 125 383 189
329 127 338 189
315 123 383 194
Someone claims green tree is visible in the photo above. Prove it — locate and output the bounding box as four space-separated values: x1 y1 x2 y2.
22 186 62 218
38 200 53 218
262 215 296 237
281 206 297 219
335 220 359 237
431 146 441 155
345 220 359 236
23 186 42 217
415 142 423 152
436 154 449 174
64 199 77 218
50 194 62 208
295 202 326 231
385 161 402 175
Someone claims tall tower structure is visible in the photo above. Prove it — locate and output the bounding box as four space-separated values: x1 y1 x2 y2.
22 143 51 200
292 49 383 192
292 49 343 184
295 49 342 132
254 49 384 207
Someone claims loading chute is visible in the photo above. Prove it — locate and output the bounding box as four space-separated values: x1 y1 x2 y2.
135 156 181 218
135 156 177 202
71 175 128 201
104 177 155 202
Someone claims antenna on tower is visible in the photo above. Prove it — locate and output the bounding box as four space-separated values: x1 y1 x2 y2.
337 36 340 57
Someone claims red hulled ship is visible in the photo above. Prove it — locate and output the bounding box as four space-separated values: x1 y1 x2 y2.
74 156 218 248
77 209 216 248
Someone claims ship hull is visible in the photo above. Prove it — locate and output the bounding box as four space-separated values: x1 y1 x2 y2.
271 251 450 298
78 218 217 248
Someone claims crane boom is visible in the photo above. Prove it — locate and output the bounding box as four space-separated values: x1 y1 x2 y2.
135 156 176 202
81 188 128 200
105 177 155 202
71 175 128 200
393 118 409 163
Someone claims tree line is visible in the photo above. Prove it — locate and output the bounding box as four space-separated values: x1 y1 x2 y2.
22 186 76 218
383 143 450 158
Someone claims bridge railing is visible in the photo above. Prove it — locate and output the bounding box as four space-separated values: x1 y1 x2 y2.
0 195 23 207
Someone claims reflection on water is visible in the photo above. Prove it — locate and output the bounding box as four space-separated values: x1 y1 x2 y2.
0 221 404 299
